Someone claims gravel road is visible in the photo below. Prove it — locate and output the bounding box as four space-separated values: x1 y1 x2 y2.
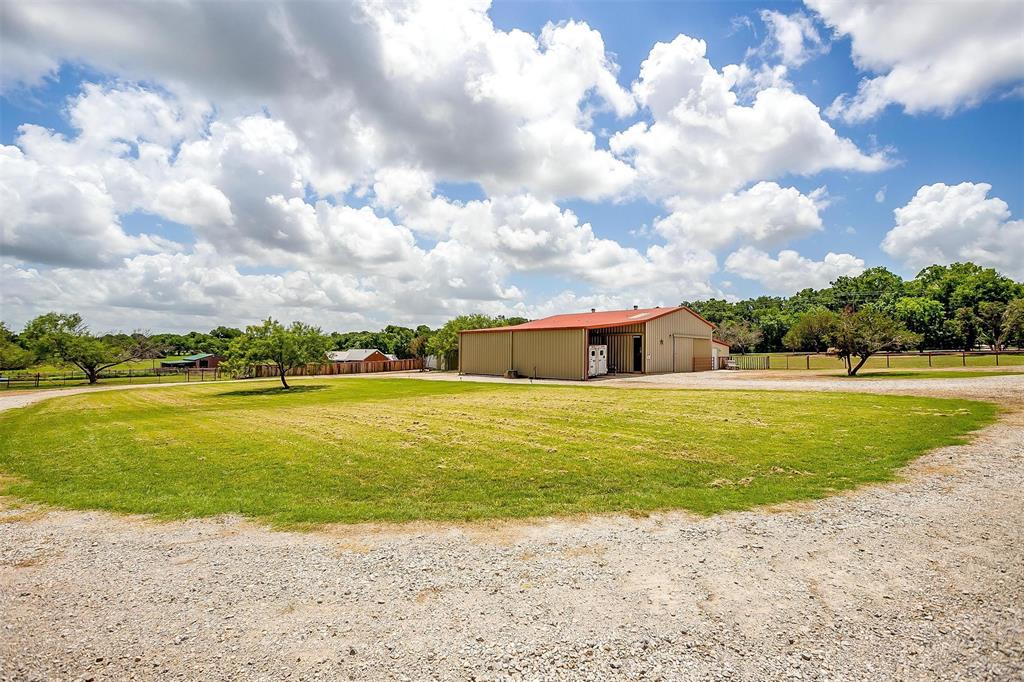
1 373 1022 681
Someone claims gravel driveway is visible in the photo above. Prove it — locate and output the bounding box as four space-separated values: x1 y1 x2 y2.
1 374 1022 681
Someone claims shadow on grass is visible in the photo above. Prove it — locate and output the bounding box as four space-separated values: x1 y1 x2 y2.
216 384 328 398
837 370 1019 380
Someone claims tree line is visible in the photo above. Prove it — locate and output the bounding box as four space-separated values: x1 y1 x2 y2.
4 262 1018 383
0 311 528 388
685 262 1023 356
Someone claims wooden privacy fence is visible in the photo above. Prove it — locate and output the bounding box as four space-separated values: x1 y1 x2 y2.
252 358 424 378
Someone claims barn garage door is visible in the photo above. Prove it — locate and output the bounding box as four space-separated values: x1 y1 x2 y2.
672 336 694 373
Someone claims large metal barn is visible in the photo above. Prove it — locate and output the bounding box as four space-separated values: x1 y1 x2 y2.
458 306 718 381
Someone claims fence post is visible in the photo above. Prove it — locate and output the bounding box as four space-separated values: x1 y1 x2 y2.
785 355 789 370
35 373 40 388
928 353 932 367
128 369 133 384
962 351 966 367
886 353 890 368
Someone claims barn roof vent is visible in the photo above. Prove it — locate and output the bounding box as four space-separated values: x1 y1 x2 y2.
591 308 596 313
633 305 638 310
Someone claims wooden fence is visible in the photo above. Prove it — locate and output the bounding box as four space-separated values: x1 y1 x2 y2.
252 358 424 378
732 355 771 370
0 367 222 389
730 350 1024 371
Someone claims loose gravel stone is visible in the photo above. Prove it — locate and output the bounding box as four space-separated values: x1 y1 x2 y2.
1 373 1022 680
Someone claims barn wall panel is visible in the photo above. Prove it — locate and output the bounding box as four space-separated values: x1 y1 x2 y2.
512 329 586 380
459 331 512 376
646 309 714 373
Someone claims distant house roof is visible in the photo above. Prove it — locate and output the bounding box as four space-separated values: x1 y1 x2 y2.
461 306 714 334
384 353 398 361
328 349 389 362
160 353 218 367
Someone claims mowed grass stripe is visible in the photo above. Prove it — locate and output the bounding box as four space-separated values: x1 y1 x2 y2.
0 378 998 525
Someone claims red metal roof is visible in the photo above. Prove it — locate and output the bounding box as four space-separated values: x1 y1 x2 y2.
461 306 714 333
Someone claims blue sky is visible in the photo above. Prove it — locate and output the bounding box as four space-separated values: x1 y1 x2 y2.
1 0 1021 332
490 0 1023 288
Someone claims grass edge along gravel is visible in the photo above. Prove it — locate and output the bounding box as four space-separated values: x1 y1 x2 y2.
0 378 1001 528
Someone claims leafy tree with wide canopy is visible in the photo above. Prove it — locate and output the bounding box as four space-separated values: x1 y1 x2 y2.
891 296 945 351
783 307 837 352
828 308 922 376
1001 299 1024 349
425 315 527 360
225 319 330 389
0 322 34 371
22 312 152 384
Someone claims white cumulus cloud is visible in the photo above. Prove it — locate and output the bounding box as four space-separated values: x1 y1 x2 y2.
809 0 1024 122
656 182 826 251
610 34 888 199
759 10 828 67
881 182 1024 279
724 246 865 293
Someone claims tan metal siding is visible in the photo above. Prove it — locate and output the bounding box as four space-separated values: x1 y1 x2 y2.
588 324 644 373
512 329 586 380
672 336 694 372
645 309 714 373
588 323 645 335
459 331 512 376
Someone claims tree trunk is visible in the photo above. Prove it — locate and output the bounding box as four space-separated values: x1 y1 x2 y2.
849 354 870 376
279 364 289 389
87 368 99 384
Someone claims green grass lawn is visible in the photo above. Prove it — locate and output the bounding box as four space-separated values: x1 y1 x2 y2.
0 378 998 525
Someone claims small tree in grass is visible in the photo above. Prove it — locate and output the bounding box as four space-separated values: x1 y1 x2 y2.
22 312 153 384
226 319 330 389
828 308 922 376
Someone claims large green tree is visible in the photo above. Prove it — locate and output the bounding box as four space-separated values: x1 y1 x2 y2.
783 308 837 352
826 267 905 311
22 312 152 384
0 322 34 371
976 301 1008 350
225 319 330 389
891 296 945 351
1001 299 1024 348
426 315 525 359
